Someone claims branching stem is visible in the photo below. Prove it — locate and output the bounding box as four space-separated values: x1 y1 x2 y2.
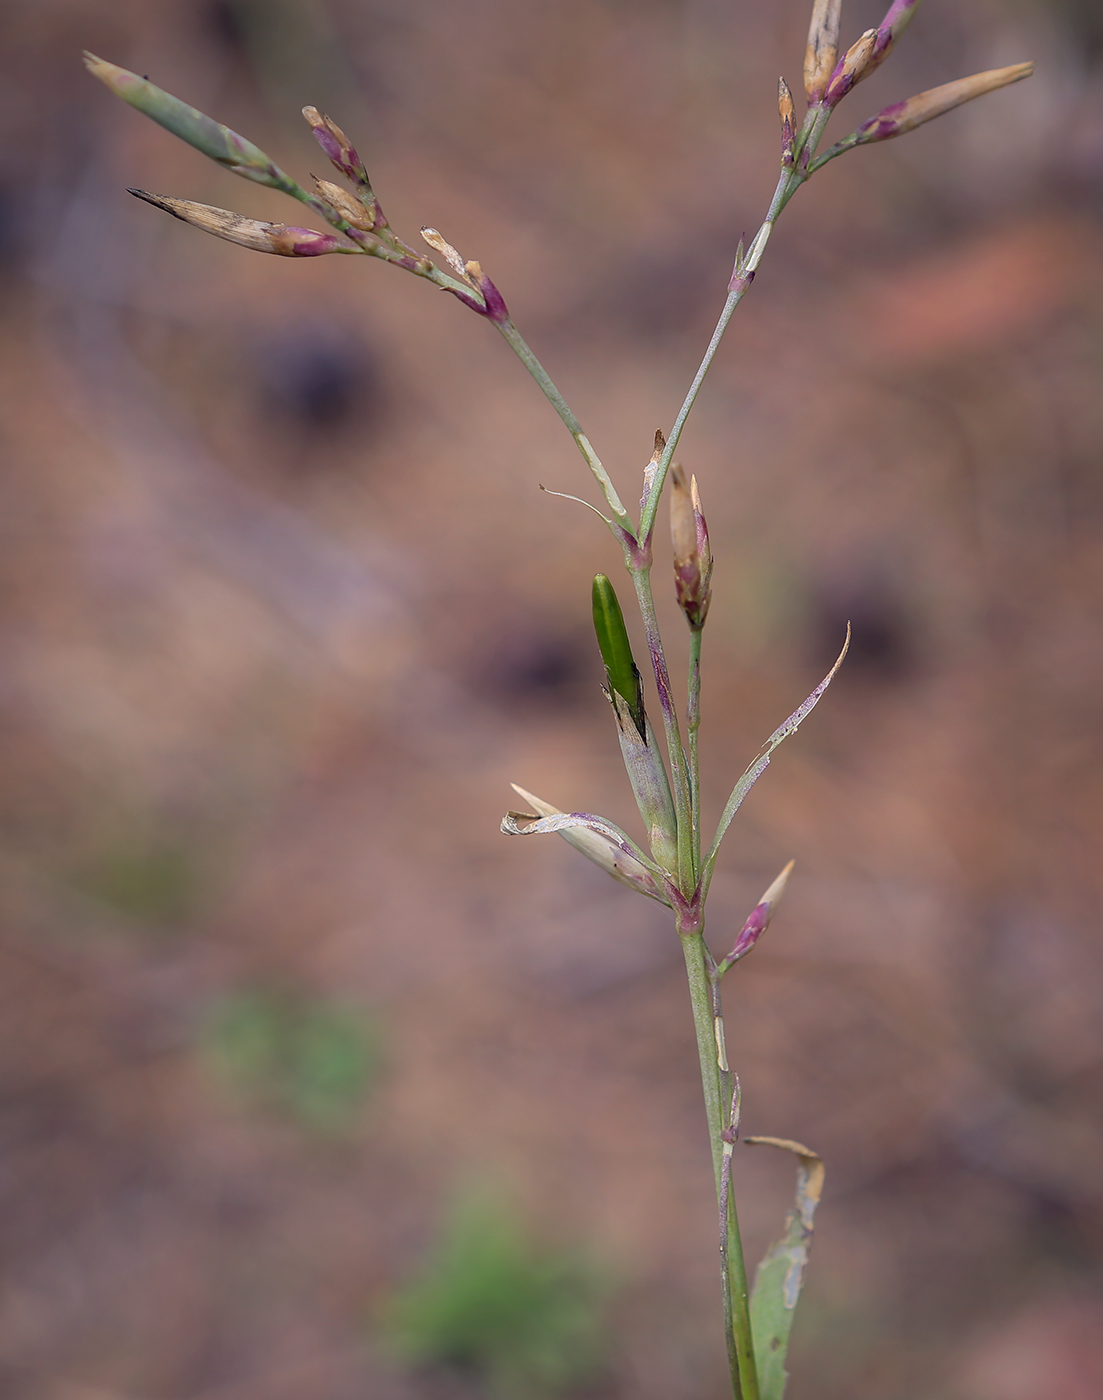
493 318 635 536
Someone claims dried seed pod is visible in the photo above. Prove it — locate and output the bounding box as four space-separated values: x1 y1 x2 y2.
804 0 842 104
311 176 380 232
127 190 350 256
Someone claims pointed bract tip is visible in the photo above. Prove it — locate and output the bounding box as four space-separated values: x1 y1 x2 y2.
721 862 795 968
760 858 795 911
83 51 139 96
509 782 559 817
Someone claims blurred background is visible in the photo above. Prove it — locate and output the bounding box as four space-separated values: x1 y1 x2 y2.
1 0 1101 1396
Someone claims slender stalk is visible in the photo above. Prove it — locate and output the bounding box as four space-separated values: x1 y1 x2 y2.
484 104 833 1400
681 929 759 1400
630 566 694 888
493 318 635 536
718 1118 740 1396
687 627 703 879
492 106 834 549
639 128 843 544
638 175 782 543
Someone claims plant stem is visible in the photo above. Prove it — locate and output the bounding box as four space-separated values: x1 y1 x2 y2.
718 1126 741 1398
681 929 759 1400
488 104 834 547
630 566 694 889
639 151 825 543
718 1077 742 1400
687 626 702 877
493 318 635 535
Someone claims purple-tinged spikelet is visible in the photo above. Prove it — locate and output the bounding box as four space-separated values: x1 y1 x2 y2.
823 0 924 107
419 228 510 321
464 260 510 325
854 63 1035 143
302 106 371 190
722 861 794 967
670 465 713 631
779 78 796 166
823 28 879 107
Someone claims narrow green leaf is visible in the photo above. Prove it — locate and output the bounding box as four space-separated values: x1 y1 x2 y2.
744 1136 825 1400
702 624 849 895
591 574 645 736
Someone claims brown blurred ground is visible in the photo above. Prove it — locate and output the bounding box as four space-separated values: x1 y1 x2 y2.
1 0 1102 1396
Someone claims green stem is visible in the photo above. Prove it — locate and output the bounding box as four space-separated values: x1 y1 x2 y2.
688 626 702 878
630 566 694 889
639 148 824 544
483 105 835 549
681 929 759 1400
493 318 635 536
718 1120 741 1397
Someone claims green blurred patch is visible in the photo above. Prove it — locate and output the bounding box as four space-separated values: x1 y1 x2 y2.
200 989 382 1135
380 1195 607 1399
67 835 202 929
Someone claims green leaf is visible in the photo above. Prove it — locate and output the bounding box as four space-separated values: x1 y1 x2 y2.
591 573 644 737
702 624 849 892
745 1136 825 1400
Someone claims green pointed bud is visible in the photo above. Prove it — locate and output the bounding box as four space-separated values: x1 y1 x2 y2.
592 574 644 737
84 54 286 189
